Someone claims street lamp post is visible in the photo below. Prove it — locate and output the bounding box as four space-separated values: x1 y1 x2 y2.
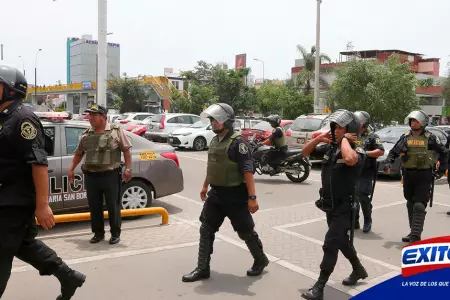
97 0 108 107
34 49 42 105
96 32 113 103
19 56 25 77
253 58 265 83
314 0 322 114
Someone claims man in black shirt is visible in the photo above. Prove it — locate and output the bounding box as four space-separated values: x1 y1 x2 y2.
0 65 85 300
301 109 368 300
182 103 269 283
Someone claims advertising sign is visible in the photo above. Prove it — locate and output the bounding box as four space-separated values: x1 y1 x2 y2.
235 53 247 70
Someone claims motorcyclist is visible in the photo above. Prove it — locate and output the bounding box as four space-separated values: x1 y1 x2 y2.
260 115 288 172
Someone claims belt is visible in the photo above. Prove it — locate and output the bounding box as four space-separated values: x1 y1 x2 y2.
84 168 120 177
404 168 431 172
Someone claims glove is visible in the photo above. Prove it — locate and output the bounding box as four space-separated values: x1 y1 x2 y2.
383 164 391 172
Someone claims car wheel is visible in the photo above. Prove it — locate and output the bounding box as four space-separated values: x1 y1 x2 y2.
120 179 153 219
193 137 207 151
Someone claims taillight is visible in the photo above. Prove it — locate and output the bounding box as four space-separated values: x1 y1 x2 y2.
160 152 179 166
312 132 321 139
120 120 130 124
286 129 292 136
159 115 166 129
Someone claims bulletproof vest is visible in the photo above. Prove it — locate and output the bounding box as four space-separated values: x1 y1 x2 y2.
402 131 434 169
355 130 372 150
206 132 244 187
272 127 286 148
84 126 121 171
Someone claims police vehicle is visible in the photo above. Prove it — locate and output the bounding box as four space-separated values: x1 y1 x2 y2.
35 112 184 214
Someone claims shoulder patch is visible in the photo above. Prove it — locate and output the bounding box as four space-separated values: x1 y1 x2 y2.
20 121 37 140
424 131 431 138
238 143 248 154
355 147 366 154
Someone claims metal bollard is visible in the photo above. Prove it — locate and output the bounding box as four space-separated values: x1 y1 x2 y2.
36 207 169 226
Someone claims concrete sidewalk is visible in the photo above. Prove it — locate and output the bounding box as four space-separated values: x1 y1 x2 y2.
4 240 350 300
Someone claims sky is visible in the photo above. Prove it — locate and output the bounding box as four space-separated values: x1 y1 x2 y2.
1 0 449 86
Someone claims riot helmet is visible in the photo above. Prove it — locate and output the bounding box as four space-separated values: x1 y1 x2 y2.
404 110 429 129
200 103 235 133
265 115 281 128
328 109 360 139
354 111 370 128
0 65 28 104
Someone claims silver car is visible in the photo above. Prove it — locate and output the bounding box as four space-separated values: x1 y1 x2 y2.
41 119 184 214
144 113 200 143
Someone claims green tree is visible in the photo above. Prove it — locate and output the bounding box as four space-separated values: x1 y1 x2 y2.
325 56 421 126
295 45 332 95
108 73 151 113
443 64 450 107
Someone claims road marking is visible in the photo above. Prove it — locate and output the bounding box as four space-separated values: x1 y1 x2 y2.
37 222 183 240
12 241 203 273
177 154 207 162
173 193 203 205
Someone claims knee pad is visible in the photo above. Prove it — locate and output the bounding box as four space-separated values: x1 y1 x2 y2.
413 202 426 213
238 230 257 242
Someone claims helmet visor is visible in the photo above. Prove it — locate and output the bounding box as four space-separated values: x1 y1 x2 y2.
404 111 428 126
328 110 354 128
0 66 18 90
200 104 231 124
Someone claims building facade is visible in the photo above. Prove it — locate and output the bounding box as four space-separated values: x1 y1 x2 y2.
66 34 120 84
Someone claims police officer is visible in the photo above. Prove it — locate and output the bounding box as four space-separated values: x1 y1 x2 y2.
69 104 132 245
260 114 288 173
182 103 269 282
353 111 385 233
300 109 368 300
385 110 448 243
0 65 85 299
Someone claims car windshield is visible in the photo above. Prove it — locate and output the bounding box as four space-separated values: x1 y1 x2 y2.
140 116 157 124
291 117 323 132
116 114 129 120
191 120 208 128
152 114 165 123
375 127 408 143
251 121 272 131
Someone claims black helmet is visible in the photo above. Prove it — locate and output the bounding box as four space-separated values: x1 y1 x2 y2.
0 65 28 103
354 111 370 128
266 115 281 128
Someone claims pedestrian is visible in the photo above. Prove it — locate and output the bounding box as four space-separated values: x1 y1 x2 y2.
182 103 269 282
384 110 448 243
69 104 132 245
353 111 385 233
0 65 85 300
300 109 368 300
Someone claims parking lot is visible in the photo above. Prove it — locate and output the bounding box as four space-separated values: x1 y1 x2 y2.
5 149 450 300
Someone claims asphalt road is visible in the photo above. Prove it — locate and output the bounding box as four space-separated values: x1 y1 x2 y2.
5 148 450 300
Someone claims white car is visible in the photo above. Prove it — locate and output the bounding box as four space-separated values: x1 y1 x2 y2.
114 113 155 125
167 120 215 151
144 113 201 143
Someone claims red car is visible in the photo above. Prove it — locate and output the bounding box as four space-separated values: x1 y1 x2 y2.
124 123 147 136
240 120 293 141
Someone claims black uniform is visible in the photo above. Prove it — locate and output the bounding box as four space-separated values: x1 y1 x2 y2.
385 130 448 242
311 143 366 278
267 127 287 167
355 131 384 231
0 102 85 298
182 131 269 282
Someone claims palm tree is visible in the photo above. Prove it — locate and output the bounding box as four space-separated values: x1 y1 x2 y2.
295 45 332 95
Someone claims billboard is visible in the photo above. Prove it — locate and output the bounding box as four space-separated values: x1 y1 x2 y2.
235 53 247 70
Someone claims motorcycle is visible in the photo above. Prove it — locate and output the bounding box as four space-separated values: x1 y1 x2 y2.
248 134 311 183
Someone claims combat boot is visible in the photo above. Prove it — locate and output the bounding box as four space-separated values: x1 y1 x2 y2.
360 196 372 233
409 211 426 243
342 260 368 286
182 226 214 282
301 273 329 300
53 263 86 300
244 233 269 276
402 203 414 243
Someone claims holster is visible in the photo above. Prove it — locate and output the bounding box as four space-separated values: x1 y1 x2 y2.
315 188 332 213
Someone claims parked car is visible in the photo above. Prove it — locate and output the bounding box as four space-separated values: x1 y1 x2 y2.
168 120 216 151
144 113 200 143
375 125 448 178
240 120 293 141
37 112 184 214
114 113 155 125
124 116 156 137
286 114 330 149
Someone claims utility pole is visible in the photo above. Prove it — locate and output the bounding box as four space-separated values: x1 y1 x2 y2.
313 0 322 114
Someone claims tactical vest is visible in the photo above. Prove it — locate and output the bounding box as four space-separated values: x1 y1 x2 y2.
355 130 372 150
83 126 122 172
206 132 244 187
273 127 286 148
402 131 434 169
